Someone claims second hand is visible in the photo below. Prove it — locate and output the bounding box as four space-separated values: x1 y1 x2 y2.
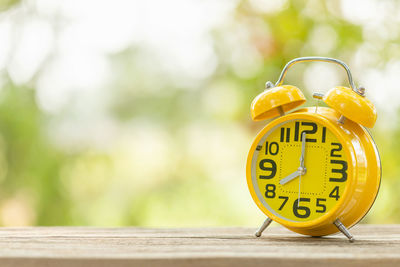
298 174 301 207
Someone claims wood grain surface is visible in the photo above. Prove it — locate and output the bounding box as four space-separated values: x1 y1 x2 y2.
0 225 399 267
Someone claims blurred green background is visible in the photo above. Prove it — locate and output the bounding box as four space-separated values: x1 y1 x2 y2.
0 0 396 226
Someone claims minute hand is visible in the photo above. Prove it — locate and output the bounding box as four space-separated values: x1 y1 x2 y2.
279 132 307 185
299 132 306 168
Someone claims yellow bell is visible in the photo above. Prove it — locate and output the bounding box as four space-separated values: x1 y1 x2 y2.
251 85 306 121
323 86 377 128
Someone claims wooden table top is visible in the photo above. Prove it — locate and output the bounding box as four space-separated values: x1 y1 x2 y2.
0 225 399 267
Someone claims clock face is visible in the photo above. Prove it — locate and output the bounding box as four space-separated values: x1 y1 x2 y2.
251 119 350 222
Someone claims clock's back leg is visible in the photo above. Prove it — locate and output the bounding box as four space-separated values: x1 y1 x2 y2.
255 217 273 237
333 219 355 242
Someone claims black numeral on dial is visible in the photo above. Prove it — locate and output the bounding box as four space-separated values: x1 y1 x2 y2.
265 184 276 198
265 141 279 155
294 122 300 141
321 127 326 143
329 160 348 182
329 186 340 200
300 122 317 142
330 143 342 157
278 196 289 210
316 198 326 213
293 198 311 218
259 159 277 179
280 128 291 142
293 121 320 142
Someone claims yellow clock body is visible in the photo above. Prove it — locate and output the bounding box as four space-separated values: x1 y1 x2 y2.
247 107 381 236
247 57 381 240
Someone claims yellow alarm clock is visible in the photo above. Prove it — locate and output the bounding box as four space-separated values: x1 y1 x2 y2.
246 57 381 242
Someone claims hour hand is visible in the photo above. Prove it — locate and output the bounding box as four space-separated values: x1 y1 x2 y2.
279 170 301 185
